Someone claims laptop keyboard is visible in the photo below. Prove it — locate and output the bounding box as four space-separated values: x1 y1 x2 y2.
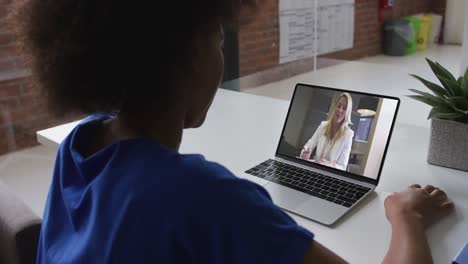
245 159 371 208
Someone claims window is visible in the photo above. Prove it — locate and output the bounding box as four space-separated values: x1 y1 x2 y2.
355 116 374 142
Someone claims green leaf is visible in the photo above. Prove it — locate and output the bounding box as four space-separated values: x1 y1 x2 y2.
409 88 436 98
462 67 468 98
408 94 451 109
447 96 468 111
436 61 457 80
426 58 457 95
408 89 451 106
409 74 448 97
426 58 456 81
438 75 462 96
453 108 468 115
451 106 468 116
427 107 451 120
428 110 465 120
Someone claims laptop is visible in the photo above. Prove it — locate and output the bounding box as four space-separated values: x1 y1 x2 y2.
243 83 400 226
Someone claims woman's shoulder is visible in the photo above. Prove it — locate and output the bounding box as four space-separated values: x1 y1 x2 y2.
168 154 251 192
127 153 256 208
170 157 272 215
318 120 329 128
344 126 354 137
108 144 239 194
177 154 234 177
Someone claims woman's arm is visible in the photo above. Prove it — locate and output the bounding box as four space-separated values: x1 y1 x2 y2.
382 213 432 264
302 240 348 264
334 132 353 170
302 185 454 264
301 123 324 159
382 185 453 264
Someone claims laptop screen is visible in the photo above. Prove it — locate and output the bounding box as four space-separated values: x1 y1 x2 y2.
276 84 399 180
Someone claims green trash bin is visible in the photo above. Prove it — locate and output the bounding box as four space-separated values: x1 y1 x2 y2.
383 19 412 56
404 16 420 55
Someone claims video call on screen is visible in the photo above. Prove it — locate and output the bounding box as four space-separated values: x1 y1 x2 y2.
277 85 398 179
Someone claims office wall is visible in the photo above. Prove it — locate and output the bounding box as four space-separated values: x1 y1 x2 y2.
0 0 22 73
0 2 77 155
363 99 398 179
460 1 468 75
0 1 44 155
239 0 446 76
443 0 465 44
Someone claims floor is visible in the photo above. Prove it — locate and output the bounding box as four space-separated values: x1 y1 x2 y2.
0 45 463 217
245 45 462 101
244 45 463 129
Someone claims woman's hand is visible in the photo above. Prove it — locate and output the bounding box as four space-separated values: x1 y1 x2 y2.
300 147 311 160
382 185 454 264
316 159 333 166
384 184 454 229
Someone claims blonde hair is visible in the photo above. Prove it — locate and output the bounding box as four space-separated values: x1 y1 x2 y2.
323 93 353 144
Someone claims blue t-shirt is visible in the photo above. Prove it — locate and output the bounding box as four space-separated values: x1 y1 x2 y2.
37 114 314 263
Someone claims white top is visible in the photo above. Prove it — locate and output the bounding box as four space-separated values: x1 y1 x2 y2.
36 87 468 264
303 121 354 170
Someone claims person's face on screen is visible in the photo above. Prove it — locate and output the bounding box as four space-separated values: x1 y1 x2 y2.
334 96 348 123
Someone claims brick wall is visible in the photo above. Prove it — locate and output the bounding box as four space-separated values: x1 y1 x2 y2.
0 0 22 73
0 76 77 156
0 76 48 154
0 1 72 155
239 0 447 76
0 74 75 155
239 0 280 77
431 0 447 15
0 0 448 155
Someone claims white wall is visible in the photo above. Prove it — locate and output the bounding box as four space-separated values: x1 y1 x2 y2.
460 0 468 75
363 99 398 179
444 0 466 44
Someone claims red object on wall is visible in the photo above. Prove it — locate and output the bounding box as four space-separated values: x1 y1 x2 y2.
379 0 394 22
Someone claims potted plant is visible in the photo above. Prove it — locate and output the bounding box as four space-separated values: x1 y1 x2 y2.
409 58 468 171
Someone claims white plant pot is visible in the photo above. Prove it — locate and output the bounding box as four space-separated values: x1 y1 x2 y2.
427 118 468 171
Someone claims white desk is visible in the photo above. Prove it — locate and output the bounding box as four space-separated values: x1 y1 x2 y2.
246 60 436 128
37 88 468 263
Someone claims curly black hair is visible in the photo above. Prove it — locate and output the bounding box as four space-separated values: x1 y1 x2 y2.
12 0 257 115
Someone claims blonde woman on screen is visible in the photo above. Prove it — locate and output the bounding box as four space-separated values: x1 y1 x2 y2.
300 93 354 170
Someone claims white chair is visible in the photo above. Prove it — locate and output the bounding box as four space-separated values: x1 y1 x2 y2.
0 182 41 264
